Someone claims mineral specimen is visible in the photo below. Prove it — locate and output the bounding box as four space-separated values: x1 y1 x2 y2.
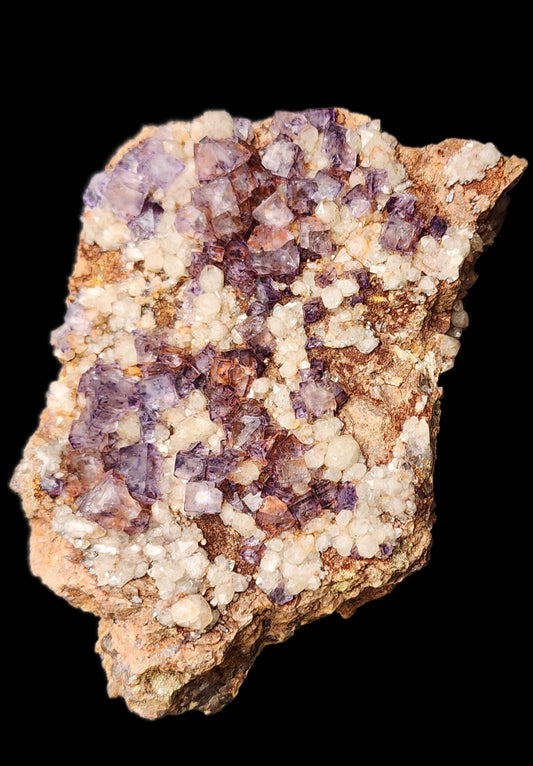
10 107 526 719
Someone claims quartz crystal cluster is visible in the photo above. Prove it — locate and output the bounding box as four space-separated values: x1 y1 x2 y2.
10 108 526 718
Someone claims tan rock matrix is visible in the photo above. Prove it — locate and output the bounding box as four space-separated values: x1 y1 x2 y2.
10 108 526 719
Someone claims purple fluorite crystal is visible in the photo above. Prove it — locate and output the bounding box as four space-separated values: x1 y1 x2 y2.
305 107 335 131
41 475 64 497
243 422 284 463
93 133 186 219
133 330 163 365
205 450 241 483
83 171 108 208
247 224 294 253
192 344 217 375
385 193 416 216
174 443 209 481
113 442 162 505
380 191 424 254
194 137 251 181
314 265 337 287
183 481 223 516
137 139 185 188
228 407 267 452
192 176 240 220
290 491 322 526
256 496 296 534
285 178 318 215
173 365 201 399
65 449 105 495
69 363 139 450
205 384 240 423
272 455 310 491
291 378 345 420
229 159 266 203
304 335 323 349
103 158 148 220
301 358 325 380
299 218 333 255
427 214 448 238
335 481 357 511
312 479 338 509
267 585 295 605
261 137 303 178
222 251 256 296
295 380 335 419
361 167 389 195
76 471 149 534
239 536 266 566
311 170 343 202
355 269 371 290
137 371 180 411
233 117 254 143
289 390 306 419
246 243 300 277
174 204 211 239
235 315 276 357
136 371 179 443
379 212 424 254
331 382 348 409
269 111 309 138
302 297 325 324
254 276 282 309
343 185 372 218
127 199 164 240
323 123 357 172
252 192 294 227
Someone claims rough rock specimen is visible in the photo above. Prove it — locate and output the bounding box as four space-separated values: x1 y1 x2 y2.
10 108 526 719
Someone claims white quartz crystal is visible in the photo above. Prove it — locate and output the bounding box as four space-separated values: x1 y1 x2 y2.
169 594 213 630
444 140 501 186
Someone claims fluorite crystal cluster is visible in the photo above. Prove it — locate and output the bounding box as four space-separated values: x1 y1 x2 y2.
48 109 455 554
10 107 526 719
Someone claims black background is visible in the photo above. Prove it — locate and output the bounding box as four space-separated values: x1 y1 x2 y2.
5 15 531 759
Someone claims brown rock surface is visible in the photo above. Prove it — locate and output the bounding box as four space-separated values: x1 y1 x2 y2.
10 108 526 719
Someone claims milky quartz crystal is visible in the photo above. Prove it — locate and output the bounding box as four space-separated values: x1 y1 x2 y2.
10 108 526 719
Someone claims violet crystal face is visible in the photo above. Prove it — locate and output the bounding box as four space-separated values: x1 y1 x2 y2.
10 107 526 719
